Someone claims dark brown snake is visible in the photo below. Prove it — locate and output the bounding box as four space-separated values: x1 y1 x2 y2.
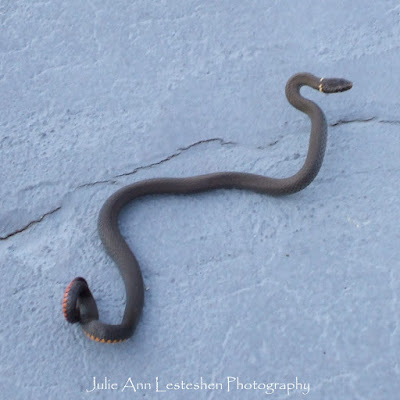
63 72 352 343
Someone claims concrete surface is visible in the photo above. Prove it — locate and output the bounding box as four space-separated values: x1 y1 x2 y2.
1 1 399 399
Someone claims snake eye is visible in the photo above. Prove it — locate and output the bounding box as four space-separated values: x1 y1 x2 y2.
63 277 88 323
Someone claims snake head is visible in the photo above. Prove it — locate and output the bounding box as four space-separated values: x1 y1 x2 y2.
319 78 353 93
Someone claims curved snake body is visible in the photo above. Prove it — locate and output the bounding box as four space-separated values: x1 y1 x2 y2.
63 73 352 343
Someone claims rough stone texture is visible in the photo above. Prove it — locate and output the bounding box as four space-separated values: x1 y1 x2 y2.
1 1 399 399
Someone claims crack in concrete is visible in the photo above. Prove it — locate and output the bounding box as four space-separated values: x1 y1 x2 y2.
77 179 118 189
0 207 61 241
77 138 235 189
330 116 400 127
115 138 236 178
255 138 282 150
330 117 376 126
379 119 400 125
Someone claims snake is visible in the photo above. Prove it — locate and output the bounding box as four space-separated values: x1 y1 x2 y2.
63 72 352 343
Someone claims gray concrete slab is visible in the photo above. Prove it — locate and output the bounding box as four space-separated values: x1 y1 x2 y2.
1 1 399 399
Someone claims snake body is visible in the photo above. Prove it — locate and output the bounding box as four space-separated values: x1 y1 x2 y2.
63 73 352 343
